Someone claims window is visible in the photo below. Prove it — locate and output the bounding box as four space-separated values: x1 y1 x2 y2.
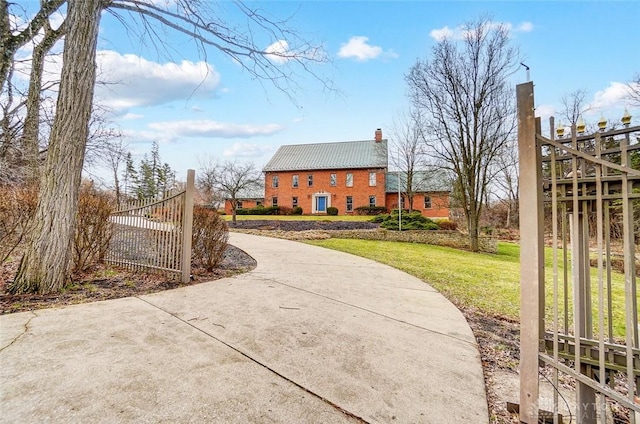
369 196 376 207
346 173 353 187
330 173 337 186
236 200 243 209
272 175 279 188
424 196 432 209
307 174 314 187
292 197 298 208
346 196 353 212
292 174 299 188
369 172 376 186
272 197 278 207
256 201 262 207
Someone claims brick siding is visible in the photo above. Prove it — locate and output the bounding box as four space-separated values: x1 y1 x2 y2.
264 168 387 215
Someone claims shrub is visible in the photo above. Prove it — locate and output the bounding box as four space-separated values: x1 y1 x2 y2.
292 206 303 215
192 206 229 271
435 219 458 231
354 206 388 216
379 210 440 231
73 184 115 273
326 206 338 216
278 206 293 216
369 214 388 223
237 206 279 215
0 185 38 263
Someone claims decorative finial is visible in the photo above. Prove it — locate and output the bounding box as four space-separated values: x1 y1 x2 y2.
576 116 586 134
622 108 632 127
598 114 607 131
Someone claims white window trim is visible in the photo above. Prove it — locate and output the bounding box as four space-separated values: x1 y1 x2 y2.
369 172 376 187
424 196 432 209
346 196 353 212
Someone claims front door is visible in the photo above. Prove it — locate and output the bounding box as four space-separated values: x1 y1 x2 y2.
316 196 327 213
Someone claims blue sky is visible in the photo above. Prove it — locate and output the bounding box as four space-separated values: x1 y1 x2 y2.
14 1 640 185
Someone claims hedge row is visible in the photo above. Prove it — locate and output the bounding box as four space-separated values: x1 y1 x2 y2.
235 206 303 216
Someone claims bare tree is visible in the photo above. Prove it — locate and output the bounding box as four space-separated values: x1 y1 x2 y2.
629 72 640 106
389 109 426 212
11 0 102 294
93 136 128 207
406 17 518 251
1 1 66 185
10 0 328 293
198 159 261 222
560 88 589 126
492 139 519 228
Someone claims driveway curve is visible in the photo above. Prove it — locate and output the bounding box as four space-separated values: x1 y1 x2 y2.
0 232 488 423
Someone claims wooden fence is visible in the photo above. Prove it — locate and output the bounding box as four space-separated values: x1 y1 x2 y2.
105 170 194 283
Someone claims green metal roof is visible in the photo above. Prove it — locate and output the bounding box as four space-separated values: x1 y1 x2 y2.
385 170 451 193
263 139 388 172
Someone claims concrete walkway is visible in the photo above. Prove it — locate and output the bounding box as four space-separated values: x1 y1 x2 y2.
0 233 488 423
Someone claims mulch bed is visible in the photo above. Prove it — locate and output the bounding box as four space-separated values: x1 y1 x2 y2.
1 245 256 314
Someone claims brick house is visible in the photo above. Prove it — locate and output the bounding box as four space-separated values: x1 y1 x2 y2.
385 171 451 219
262 129 451 217
222 185 264 215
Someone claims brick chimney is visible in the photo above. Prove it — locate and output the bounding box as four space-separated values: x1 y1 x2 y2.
374 128 383 143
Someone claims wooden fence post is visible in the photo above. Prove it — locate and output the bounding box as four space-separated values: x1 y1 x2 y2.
517 81 544 423
182 169 195 284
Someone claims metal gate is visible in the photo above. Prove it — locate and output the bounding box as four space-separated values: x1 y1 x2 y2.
105 169 194 284
518 82 640 423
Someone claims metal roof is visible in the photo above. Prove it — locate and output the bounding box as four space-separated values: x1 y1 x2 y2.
385 170 452 193
263 139 388 172
226 181 265 200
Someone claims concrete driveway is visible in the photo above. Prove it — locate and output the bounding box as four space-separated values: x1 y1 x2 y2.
0 232 488 423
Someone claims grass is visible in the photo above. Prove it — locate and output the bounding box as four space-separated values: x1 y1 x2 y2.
307 239 631 338
222 214 373 222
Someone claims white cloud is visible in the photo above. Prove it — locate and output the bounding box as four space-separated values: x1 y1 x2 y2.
265 40 291 64
589 82 636 110
338 36 389 61
429 21 534 42
517 21 534 32
535 104 556 120
223 142 275 158
429 26 454 42
121 129 177 144
122 113 144 120
147 120 284 138
94 50 220 112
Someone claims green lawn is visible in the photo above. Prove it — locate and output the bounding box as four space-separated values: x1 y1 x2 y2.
222 215 373 222
307 239 630 338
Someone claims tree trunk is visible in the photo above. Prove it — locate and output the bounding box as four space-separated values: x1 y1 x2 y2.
468 208 480 252
20 22 65 184
11 0 102 294
112 167 121 209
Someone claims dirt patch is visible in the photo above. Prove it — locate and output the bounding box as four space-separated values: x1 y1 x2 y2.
1 245 256 314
